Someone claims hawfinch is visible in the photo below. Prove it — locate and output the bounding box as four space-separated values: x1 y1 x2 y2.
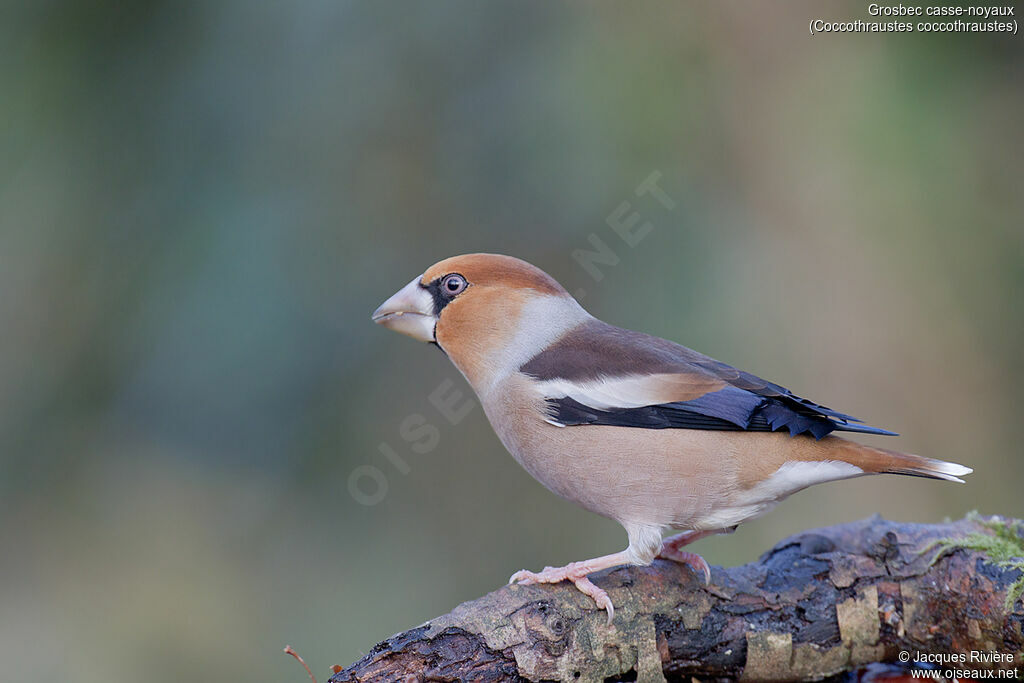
372 253 971 621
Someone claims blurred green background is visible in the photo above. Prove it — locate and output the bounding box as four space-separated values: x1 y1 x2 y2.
2 2 1021 681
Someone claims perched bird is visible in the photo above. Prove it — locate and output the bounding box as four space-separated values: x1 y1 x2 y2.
372 253 971 621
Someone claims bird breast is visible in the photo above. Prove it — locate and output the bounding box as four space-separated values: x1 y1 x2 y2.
479 373 724 527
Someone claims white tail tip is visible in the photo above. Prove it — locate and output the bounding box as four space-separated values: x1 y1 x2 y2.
925 458 973 483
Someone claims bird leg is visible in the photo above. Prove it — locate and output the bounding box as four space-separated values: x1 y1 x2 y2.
509 550 634 624
656 527 733 584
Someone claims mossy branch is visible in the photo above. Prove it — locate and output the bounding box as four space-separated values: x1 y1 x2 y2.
332 516 1024 682
927 511 1024 610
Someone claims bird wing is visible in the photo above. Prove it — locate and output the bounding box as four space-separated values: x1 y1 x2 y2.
520 319 896 440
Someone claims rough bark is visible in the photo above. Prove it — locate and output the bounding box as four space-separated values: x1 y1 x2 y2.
331 516 1024 682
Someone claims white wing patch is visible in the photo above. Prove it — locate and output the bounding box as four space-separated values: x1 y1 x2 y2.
534 373 720 411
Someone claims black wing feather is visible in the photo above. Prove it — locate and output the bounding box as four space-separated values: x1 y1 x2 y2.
526 319 897 440
548 394 894 440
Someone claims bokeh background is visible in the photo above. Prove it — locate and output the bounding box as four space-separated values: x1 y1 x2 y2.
2 2 1022 681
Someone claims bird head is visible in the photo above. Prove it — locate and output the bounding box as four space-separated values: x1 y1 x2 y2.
372 254 588 388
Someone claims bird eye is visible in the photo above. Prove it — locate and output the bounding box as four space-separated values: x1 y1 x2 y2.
441 274 467 296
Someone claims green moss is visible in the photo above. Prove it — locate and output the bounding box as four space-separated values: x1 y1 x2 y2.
926 512 1024 611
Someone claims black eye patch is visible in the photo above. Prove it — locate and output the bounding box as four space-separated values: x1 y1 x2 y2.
422 274 468 315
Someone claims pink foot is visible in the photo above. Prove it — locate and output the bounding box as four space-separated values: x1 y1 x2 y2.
658 530 715 584
659 548 712 584
509 562 616 624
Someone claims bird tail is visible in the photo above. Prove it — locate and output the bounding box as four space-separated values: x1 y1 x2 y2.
831 440 972 484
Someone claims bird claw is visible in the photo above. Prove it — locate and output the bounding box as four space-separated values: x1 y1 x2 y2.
573 575 615 624
508 569 537 584
660 549 712 584
508 564 615 624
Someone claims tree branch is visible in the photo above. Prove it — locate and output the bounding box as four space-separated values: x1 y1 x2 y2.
331 516 1024 682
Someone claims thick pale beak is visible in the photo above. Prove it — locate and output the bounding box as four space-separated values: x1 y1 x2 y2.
371 276 437 342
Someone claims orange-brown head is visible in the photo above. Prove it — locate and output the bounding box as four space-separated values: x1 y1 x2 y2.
372 254 587 388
